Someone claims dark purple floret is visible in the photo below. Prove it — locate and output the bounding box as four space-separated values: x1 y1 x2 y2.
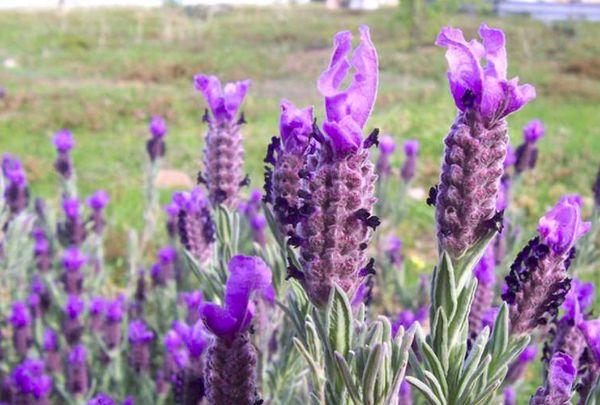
57 198 86 246
401 140 419 183
2 154 29 215
9 301 33 357
514 120 544 174
174 188 215 264
67 345 88 395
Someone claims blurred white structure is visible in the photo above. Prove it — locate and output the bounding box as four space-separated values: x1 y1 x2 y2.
0 0 396 8
498 0 600 22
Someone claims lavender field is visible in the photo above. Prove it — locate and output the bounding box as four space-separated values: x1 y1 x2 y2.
0 4 599 405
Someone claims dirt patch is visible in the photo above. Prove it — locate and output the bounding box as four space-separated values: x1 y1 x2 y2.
563 58 600 80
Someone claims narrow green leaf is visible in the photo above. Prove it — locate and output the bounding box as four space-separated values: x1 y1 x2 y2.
329 285 353 357
361 344 384 405
405 376 443 405
489 303 509 360
334 352 362 404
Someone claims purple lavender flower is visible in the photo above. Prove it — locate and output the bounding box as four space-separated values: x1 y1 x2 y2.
175 188 215 264
376 134 396 177
292 26 379 307
87 190 109 234
88 393 116 405
27 293 41 319
53 129 75 179
503 387 516 405
385 235 403 268
578 318 600 403
129 270 146 318
58 198 86 246
61 246 87 294
391 307 428 338
42 329 61 373
240 189 267 246
102 297 125 350
89 296 106 332
399 380 413 405
181 291 203 324
530 352 576 405
503 196 591 334
10 358 52 404
400 139 419 183
32 227 52 272
515 119 544 174
469 246 496 337
31 276 51 310
201 255 271 404
128 320 154 373
194 75 250 208
593 166 600 207
481 306 499 332
2 154 29 214
147 116 167 162
67 345 88 395
164 200 180 239
434 24 535 258
8 301 32 356
505 345 537 384
264 99 314 237
63 295 85 344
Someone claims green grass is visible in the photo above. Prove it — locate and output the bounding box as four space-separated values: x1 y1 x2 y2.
0 5 599 401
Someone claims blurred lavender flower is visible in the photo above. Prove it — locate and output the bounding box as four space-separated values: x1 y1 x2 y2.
392 307 428 338
61 246 87 294
264 99 314 237
194 74 250 208
376 134 396 177
175 188 215 264
32 227 52 272
593 166 600 207
201 255 271 404
293 25 379 307
434 24 535 258
58 197 86 246
129 270 146 318
164 200 180 240
10 358 52 405
53 129 75 179
151 246 178 286
515 119 544 174
530 352 576 405
146 116 167 162
102 297 125 350
505 345 537 384
31 276 51 311
128 320 154 373
399 380 413 405
63 294 85 344
494 146 516 264
503 386 516 405
8 301 32 356
180 291 203 325
89 296 106 332
469 246 496 338
2 153 29 214
88 393 115 405
385 235 403 268
400 139 419 183
239 189 267 247
481 306 499 332
67 345 88 395
27 293 41 319
42 329 61 374
503 195 591 334
577 317 600 402
87 190 109 234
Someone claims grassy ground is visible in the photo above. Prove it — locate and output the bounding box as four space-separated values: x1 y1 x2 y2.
0 4 599 401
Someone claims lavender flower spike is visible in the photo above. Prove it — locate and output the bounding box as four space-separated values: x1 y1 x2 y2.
434 24 535 258
147 116 167 162
468 246 496 338
530 352 576 405
10 358 53 405
128 319 154 373
503 195 591 334
67 345 88 395
87 190 109 234
175 188 215 264
194 74 250 208
578 318 600 403
53 129 75 179
401 139 419 183
264 99 314 237
376 134 396 177
295 25 379 306
239 189 267 246
61 246 87 294
8 301 33 356
515 119 544 174
505 345 537 384
58 197 86 246
593 165 600 207
2 154 29 214
201 255 272 405
63 294 85 344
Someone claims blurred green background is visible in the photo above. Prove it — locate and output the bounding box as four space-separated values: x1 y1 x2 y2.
0 4 599 262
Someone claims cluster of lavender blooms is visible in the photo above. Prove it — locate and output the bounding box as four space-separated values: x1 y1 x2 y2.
0 21 599 405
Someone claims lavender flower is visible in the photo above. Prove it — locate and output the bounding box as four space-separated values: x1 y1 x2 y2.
8 301 32 356
399 380 413 405
503 387 516 405
392 307 428 338
593 166 600 207
129 270 146 318
239 189 267 246
61 246 87 294
505 345 537 384
67 345 88 395
181 291 203 324
87 190 110 234
31 276 51 310
128 320 154 373
10 358 52 404
515 119 544 174
151 246 178 286
32 228 51 272
434 24 535 258
468 246 496 338
53 129 75 179
89 296 106 332
147 116 167 162
58 197 86 246
42 329 61 373
88 393 116 405
164 201 180 239
194 74 250 208
578 318 600 403
530 352 576 405
2 154 29 214
292 25 379 307
201 255 272 405
503 195 591 334
102 297 125 350
400 140 419 183
376 134 396 177
63 294 85 344
175 189 215 264
385 235 403 268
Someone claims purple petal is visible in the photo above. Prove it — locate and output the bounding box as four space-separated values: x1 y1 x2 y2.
538 195 591 255
404 139 419 156
523 119 545 143
378 134 396 155
194 74 250 123
279 99 314 154
579 318 600 364
322 118 362 157
53 129 75 153
201 302 238 338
